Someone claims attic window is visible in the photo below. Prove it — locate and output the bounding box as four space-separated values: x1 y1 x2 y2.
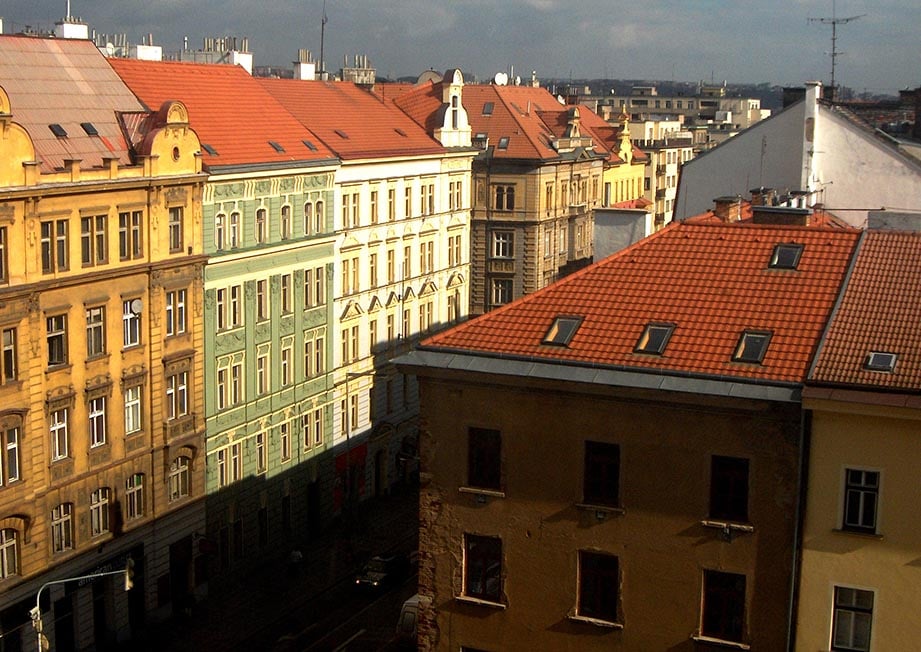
395 128 408 137
482 102 494 116
864 351 897 372
334 129 350 139
49 124 68 138
635 323 674 355
733 330 772 364
543 316 582 346
269 141 286 153
498 137 510 150
80 122 99 136
202 144 218 156
769 243 804 270
302 139 318 151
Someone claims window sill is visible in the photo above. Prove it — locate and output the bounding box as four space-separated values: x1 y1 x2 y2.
576 503 624 516
568 614 623 629
691 634 750 649
455 595 506 610
701 520 754 534
459 486 505 499
833 528 883 540
45 363 72 375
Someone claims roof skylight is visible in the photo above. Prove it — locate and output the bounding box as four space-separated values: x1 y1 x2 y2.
482 102 494 116
80 122 99 136
635 323 675 355
334 129 350 139
202 143 218 156
864 351 897 372
269 141 286 153
49 124 67 138
733 330 772 364
302 139 318 151
769 243 804 270
542 316 582 346
498 136 510 149
395 128 408 137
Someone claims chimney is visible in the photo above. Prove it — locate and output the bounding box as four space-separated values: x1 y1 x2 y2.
752 205 810 226
713 196 742 222
749 187 776 207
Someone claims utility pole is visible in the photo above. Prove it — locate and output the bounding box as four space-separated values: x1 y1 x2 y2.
808 0 865 101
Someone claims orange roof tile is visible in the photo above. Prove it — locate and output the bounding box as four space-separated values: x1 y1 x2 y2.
258 79 446 160
0 35 144 173
810 230 921 391
423 223 860 385
109 58 336 169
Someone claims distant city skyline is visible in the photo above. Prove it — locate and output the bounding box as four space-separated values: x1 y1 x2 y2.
2 0 918 94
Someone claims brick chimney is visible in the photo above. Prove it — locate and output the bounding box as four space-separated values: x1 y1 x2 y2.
752 205 810 226
749 187 776 207
712 196 742 222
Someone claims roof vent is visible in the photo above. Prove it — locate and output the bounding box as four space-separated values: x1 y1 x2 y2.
302 139 318 151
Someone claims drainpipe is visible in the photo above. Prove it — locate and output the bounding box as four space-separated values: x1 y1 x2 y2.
786 408 811 651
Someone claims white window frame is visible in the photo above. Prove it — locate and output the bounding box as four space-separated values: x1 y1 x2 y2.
50 408 68 461
51 503 73 553
169 456 191 502
122 300 140 348
124 385 142 435
125 474 144 520
88 396 106 448
90 488 110 537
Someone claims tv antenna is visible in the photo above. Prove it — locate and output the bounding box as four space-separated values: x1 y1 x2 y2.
319 0 329 79
808 1 865 100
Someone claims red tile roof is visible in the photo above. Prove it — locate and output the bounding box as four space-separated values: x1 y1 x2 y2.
422 223 860 384
810 230 921 391
258 79 446 160
109 58 335 169
685 201 854 229
0 35 144 173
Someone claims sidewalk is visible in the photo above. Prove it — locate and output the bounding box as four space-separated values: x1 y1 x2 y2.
137 486 419 651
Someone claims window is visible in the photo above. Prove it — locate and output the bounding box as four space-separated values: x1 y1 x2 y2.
832 586 873 651
491 279 512 306
230 285 242 327
41 219 68 273
387 249 395 284
342 192 359 228
1 328 15 385
256 432 267 474
842 468 879 534
50 408 68 461
493 185 515 211
701 570 746 643
168 206 183 253
80 215 107 266
125 473 144 520
122 300 140 347
118 211 144 260
420 241 434 274
281 274 292 314
85 306 106 357
124 385 142 435
544 316 582 346
280 205 292 239
215 214 226 249
166 289 187 337
0 529 18 579
255 208 268 244
305 266 325 308
464 534 501 602
482 102 494 116
169 457 191 501
230 443 242 482
419 301 433 332
467 427 501 490
370 190 379 224
404 185 412 218
281 344 292 386
90 488 110 537
231 362 242 404
448 233 462 267
216 449 228 487
304 202 314 235
166 371 188 420
578 551 620 623
864 351 896 372
635 323 673 355
0 426 19 487
388 188 396 221
769 243 804 270
733 330 771 363
491 232 513 258
403 246 412 280
0 226 7 282
583 441 620 507
47 314 67 367
257 354 269 395
256 280 269 321
216 368 228 410
215 288 226 330
88 396 106 447
51 503 74 552
280 422 291 462
369 253 378 288
709 456 749 522
229 211 241 248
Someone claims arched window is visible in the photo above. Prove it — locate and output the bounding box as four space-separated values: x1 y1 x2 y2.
0 528 17 579
229 212 241 248
169 456 191 502
214 213 226 250
314 201 325 234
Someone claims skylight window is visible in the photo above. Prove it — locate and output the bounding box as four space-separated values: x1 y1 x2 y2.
635 323 675 355
542 316 582 346
302 139 318 151
769 243 804 270
80 122 99 136
395 128 408 137
202 143 218 156
733 330 772 364
864 351 897 372
49 124 67 138
482 102 494 116
269 141 286 153
498 137 510 149
334 129 350 139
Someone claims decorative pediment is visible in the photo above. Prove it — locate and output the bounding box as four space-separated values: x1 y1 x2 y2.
367 296 383 313
419 281 437 297
401 286 416 302
340 234 362 251
447 272 466 289
385 292 402 308
340 300 364 321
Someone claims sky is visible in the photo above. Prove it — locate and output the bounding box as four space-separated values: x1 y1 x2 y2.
2 0 918 94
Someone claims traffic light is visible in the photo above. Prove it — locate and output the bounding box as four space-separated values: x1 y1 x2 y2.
124 557 134 591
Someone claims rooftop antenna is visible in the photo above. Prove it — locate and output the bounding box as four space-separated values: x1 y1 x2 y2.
65 0 72 19
319 0 328 79
808 0 865 101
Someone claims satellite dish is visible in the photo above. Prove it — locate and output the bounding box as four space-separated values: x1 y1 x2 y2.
130 298 143 314
514 76 521 86
493 72 508 86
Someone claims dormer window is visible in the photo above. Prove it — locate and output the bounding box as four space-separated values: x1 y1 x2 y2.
635 323 674 355
864 351 897 372
543 316 582 346
733 330 772 364
769 244 804 270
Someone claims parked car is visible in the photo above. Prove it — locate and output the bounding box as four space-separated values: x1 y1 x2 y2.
354 553 408 590
396 593 431 645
